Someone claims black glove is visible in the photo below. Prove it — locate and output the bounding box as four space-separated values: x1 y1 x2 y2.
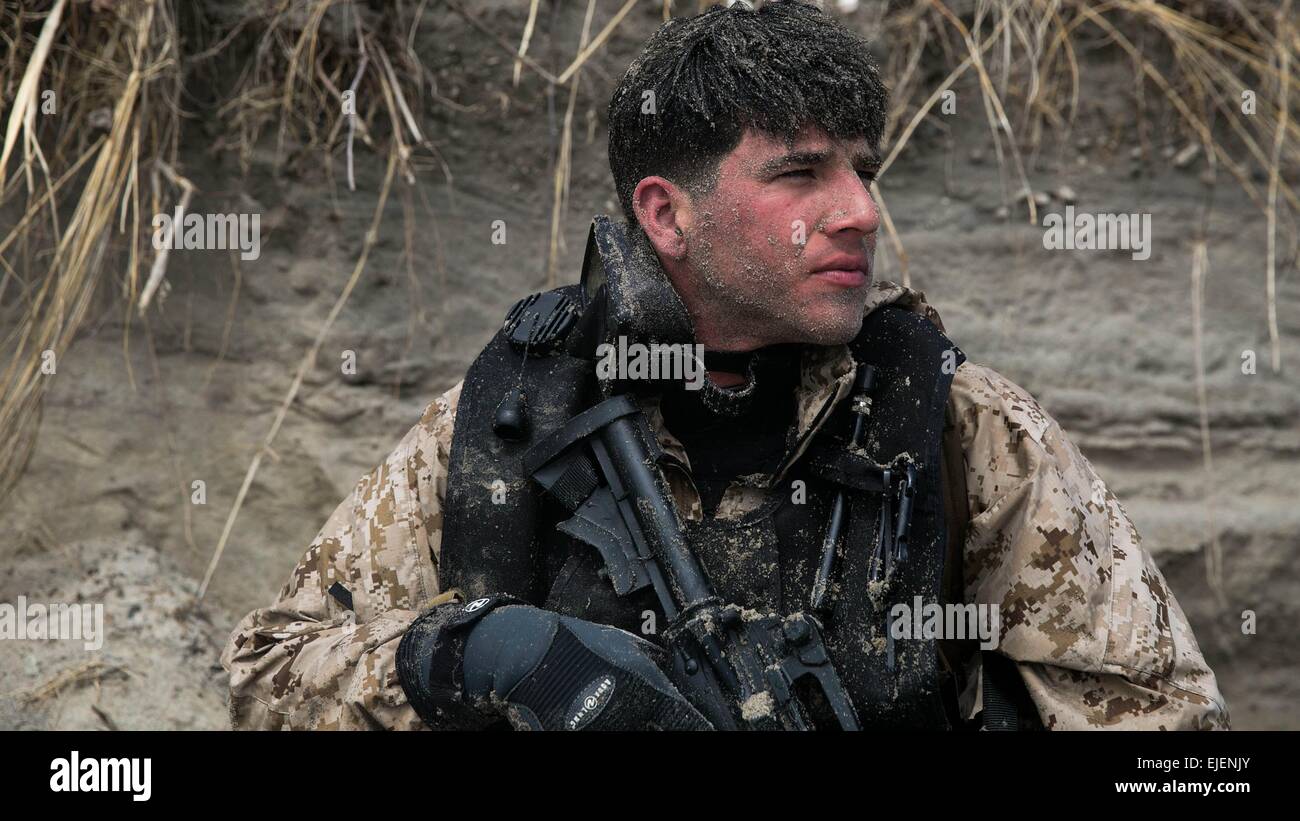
397 595 711 731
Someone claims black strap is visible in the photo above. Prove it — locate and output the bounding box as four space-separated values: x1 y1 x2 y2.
980 650 1045 731
980 651 1022 731
937 400 1044 732
327 581 353 611
939 404 969 609
935 402 974 727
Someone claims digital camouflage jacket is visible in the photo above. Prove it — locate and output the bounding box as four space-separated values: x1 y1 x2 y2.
220 280 1230 731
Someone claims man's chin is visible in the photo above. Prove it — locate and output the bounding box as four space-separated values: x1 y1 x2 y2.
788 312 866 347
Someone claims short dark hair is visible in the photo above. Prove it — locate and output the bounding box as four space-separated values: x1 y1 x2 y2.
607 0 889 227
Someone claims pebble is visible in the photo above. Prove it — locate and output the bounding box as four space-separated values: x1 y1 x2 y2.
1173 144 1201 168
1015 187 1050 207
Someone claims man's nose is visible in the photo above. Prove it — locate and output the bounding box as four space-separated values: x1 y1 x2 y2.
822 171 881 237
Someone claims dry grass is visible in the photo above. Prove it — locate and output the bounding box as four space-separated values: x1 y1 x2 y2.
8 660 130 705
1 0 182 508
198 0 449 186
870 1 1298 360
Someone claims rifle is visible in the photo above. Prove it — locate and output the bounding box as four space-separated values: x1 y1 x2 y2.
522 393 860 730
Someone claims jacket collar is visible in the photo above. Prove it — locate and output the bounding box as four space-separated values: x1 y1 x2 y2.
579 215 947 483
580 215 696 349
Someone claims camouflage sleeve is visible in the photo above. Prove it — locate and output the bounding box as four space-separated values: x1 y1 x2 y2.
950 363 1230 730
219 383 463 730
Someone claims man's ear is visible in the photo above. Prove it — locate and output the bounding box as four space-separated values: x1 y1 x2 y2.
632 176 689 260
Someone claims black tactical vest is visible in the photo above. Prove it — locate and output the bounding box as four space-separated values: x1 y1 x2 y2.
439 217 967 729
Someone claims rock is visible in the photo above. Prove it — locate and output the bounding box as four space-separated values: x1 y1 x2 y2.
1054 185 1078 204
1015 187 1050 208
237 192 265 214
288 268 318 296
287 258 333 297
1173 143 1201 168
87 107 113 132
379 358 431 390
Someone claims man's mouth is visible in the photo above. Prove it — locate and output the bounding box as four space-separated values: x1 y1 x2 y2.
811 269 868 287
810 255 870 287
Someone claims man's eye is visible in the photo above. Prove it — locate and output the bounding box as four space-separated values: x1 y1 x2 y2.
778 168 814 179
857 169 878 185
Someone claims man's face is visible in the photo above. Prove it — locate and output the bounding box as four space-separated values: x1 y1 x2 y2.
676 125 882 348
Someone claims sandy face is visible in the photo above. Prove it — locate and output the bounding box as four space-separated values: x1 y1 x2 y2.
674 126 881 350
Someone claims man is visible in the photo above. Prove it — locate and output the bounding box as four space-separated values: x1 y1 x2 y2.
221 1 1228 730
